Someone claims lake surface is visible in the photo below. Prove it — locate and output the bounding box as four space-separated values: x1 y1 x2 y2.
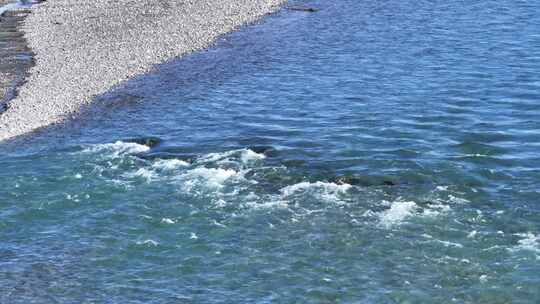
1 0 540 302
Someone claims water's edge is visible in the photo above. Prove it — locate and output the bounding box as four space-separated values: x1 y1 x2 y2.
0 1 35 114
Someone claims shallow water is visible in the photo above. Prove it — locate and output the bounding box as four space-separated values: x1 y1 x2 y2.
1 0 540 302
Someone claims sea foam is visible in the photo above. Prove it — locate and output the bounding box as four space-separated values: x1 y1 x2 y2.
379 200 418 228
281 181 351 202
80 141 150 157
511 232 540 257
152 159 190 171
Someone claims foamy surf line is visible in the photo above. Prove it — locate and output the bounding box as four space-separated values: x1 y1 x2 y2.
0 0 286 142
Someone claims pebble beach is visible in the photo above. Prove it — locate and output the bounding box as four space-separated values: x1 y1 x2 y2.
0 3 32 113
0 0 285 141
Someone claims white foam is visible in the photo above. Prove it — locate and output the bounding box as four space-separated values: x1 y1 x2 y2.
214 199 228 208
161 218 175 224
479 275 489 283
81 141 149 157
240 149 266 163
422 202 451 217
212 220 227 228
136 239 159 246
467 230 478 238
448 195 470 204
464 154 489 158
379 200 418 228
281 181 351 203
245 200 289 210
198 149 265 165
181 167 239 191
434 239 464 248
152 159 189 170
198 150 235 163
124 168 156 182
511 232 540 255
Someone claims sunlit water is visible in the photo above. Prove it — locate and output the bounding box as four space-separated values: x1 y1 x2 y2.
1 0 540 302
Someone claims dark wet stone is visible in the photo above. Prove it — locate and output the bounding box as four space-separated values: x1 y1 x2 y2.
135 151 195 163
287 6 319 12
416 201 435 208
125 137 162 148
248 145 277 156
333 175 369 186
383 180 396 186
332 175 398 187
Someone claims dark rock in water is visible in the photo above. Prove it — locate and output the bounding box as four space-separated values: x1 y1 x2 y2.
135 151 195 163
125 137 162 148
333 175 398 187
416 201 435 208
383 180 396 186
287 6 319 12
333 175 369 186
248 145 277 156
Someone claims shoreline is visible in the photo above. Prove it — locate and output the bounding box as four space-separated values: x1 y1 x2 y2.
0 3 33 114
0 0 285 142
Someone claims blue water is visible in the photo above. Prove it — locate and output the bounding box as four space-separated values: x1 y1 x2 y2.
2 0 540 302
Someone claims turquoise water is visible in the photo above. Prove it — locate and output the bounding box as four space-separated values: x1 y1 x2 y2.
2 0 540 302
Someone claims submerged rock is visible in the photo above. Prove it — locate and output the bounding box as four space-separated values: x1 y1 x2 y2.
248 145 278 156
136 152 195 163
125 137 162 148
333 175 398 187
333 175 368 186
287 6 318 12
383 180 396 186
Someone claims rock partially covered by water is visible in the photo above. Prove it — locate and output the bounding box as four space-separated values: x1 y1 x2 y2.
248 145 278 157
125 137 162 148
333 175 397 187
287 6 319 12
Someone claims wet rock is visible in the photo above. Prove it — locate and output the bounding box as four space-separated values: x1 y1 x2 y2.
333 175 398 187
416 201 435 208
333 175 369 186
287 6 318 12
135 151 196 163
383 180 396 186
125 137 162 148
248 145 277 156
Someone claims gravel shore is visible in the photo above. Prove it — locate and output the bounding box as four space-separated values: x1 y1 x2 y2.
0 73 13 105
0 5 33 114
0 0 17 105
0 0 285 141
